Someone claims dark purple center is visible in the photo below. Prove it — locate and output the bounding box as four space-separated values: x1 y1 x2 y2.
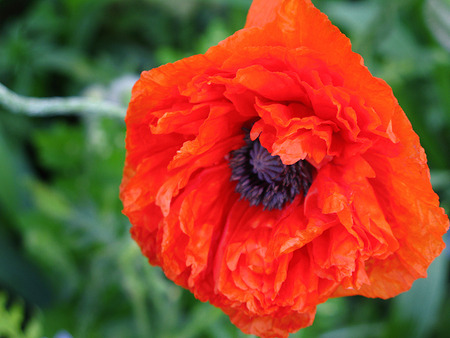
229 135 314 210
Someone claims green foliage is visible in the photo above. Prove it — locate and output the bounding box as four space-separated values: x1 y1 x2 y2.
0 0 449 337
0 293 42 338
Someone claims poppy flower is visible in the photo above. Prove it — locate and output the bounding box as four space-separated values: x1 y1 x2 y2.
120 0 449 336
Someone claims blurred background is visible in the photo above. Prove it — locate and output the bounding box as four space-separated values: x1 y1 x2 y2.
0 0 449 337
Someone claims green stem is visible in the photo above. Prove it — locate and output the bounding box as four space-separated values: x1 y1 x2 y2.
0 82 125 119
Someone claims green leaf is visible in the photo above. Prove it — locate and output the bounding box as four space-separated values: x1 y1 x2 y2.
0 226 52 306
389 252 448 337
0 121 21 216
425 0 450 51
317 323 383 338
26 180 73 221
320 1 380 34
0 292 42 338
32 123 84 175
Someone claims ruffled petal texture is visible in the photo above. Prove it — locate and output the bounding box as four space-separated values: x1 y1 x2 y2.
120 0 449 337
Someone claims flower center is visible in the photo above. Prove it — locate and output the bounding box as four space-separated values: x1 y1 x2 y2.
229 135 314 210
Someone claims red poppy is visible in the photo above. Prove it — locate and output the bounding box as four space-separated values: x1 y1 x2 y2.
120 0 449 336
